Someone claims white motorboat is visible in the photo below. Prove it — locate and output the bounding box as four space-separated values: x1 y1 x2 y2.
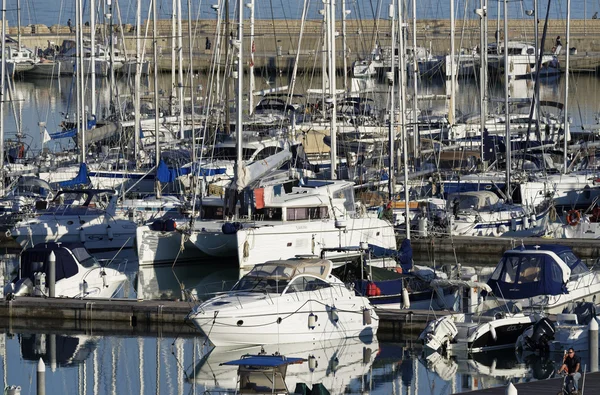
487 41 560 80
4 46 37 75
419 300 540 354
443 191 550 237
188 257 379 346
486 244 600 314
190 179 396 271
3 242 128 298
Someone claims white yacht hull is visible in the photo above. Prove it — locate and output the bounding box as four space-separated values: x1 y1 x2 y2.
190 292 378 346
136 224 208 266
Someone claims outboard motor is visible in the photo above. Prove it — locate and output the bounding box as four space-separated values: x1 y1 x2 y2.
525 317 555 352
572 302 596 325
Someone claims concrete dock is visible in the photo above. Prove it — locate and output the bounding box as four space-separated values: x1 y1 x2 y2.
0 295 446 339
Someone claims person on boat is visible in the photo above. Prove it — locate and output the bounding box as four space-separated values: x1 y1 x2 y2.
558 348 581 393
67 19 73 33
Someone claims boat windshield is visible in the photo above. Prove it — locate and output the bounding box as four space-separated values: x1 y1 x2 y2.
232 264 295 293
231 261 330 293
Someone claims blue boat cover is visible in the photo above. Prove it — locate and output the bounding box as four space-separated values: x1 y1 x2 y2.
369 238 413 272
487 245 572 299
58 163 90 188
221 355 305 367
156 160 192 183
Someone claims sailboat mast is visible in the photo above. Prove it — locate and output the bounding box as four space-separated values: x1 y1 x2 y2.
563 0 571 173
247 0 255 114
388 1 396 201
478 0 487 162
328 0 337 179
77 0 86 163
134 0 141 165
171 0 176 117
16 0 21 48
187 0 195 162
503 0 510 197
153 0 160 194
448 0 456 124
398 0 410 239
411 0 419 163
0 0 5 183
341 0 348 91
90 0 96 117
177 0 184 139
235 0 243 182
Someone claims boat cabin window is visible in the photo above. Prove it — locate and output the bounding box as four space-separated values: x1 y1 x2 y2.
253 146 282 161
559 251 588 276
286 207 328 221
517 256 543 283
284 276 330 293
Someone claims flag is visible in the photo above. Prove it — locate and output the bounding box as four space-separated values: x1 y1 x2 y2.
42 127 51 145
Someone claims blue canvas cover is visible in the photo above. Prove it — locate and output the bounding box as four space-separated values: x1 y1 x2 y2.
487 246 569 299
222 355 305 367
156 160 192 183
19 242 85 282
58 163 90 188
369 238 413 272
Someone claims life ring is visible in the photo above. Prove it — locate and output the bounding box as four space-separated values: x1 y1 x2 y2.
567 210 581 226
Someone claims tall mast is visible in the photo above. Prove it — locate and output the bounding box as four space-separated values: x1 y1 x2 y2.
16 0 21 48
341 0 348 91
171 0 177 117
328 0 337 179
90 0 96 117
478 1 487 162
247 0 255 114
177 0 184 139
153 0 161 195
225 0 231 135
398 0 410 239
388 1 396 200
235 0 243 185
78 0 86 163
503 0 510 198
448 0 455 124
411 0 419 163
563 0 571 173
108 0 115 112
0 0 6 187
134 0 141 165
187 0 195 162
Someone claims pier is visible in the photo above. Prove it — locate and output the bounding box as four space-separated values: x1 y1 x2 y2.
12 19 600 73
0 295 449 339
455 374 600 394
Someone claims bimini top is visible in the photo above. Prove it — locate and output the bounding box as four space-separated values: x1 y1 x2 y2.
487 245 588 299
245 258 332 281
20 242 95 283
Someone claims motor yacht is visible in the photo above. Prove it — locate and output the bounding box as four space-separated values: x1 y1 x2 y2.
188 257 379 346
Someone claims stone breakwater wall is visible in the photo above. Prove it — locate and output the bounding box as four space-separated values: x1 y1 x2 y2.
9 19 600 72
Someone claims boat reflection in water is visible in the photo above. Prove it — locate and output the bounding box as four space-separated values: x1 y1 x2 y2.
422 348 557 392
136 262 239 301
189 337 379 394
19 333 99 369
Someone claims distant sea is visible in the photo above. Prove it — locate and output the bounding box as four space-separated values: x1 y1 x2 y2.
11 0 595 29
